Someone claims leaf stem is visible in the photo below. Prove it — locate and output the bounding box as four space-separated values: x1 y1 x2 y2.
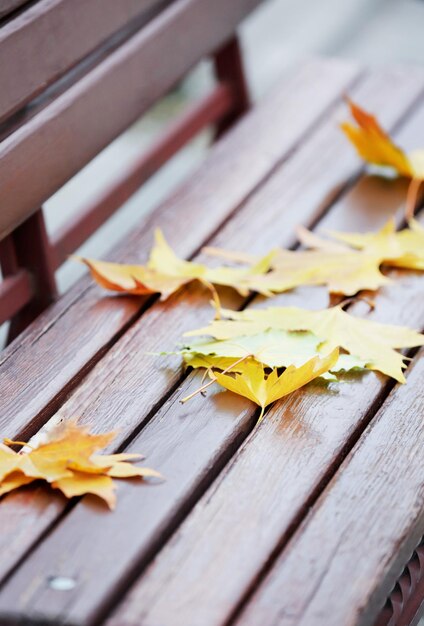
180 354 252 404
199 279 222 319
405 178 422 221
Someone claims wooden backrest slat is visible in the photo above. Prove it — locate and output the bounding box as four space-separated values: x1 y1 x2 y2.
0 0 169 121
0 0 262 241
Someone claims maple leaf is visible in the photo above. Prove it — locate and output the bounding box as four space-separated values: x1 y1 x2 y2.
186 305 424 383
341 99 424 218
327 218 424 271
180 330 366 374
203 235 391 297
78 229 275 301
267 247 389 296
0 422 161 509
212 350 339 420
205 218 423 297
341 99 424 179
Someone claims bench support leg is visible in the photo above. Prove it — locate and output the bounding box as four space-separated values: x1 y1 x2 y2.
7 208 58 342
213 34 250 138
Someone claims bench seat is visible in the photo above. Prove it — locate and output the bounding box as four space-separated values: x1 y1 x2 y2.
0 58 424 626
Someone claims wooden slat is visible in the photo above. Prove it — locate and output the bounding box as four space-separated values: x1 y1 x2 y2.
0 67 422 626
101 140 424 626
0 0 264 239
234 349 424 626
0 0 169 121
0 59 359 442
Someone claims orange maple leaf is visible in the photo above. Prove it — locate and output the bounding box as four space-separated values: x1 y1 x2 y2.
0 421 161 509
341 99 424 218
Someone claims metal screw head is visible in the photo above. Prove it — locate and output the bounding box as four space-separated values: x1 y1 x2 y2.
47 576 76 591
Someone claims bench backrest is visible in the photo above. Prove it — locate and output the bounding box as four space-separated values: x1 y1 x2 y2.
0 0 263 339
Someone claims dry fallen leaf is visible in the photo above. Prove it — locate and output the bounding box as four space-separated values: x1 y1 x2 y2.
203 218 424 297
212 350 339 420
327 218 424 271
0 421 161 509
180 329 365 375
186 305 424 383
341 99 424 179
341 99 424 218
78 229 276 301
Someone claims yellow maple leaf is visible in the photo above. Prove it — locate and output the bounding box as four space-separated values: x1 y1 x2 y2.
187 305 424 383
78 229 275 300
0 422 161 509
213 350 339 420
327 218 424 271
267 247 389 296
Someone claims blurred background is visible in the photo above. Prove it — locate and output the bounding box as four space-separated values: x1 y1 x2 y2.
43 0 424 295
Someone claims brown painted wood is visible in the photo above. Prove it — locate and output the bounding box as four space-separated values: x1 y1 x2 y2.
7 208 58 341
101 166 424 626
0 0 264 239
213 36 250 137
0 271 32 322
0 68 422 626
0 0 170 121
0 59 359 445
234 348 424 626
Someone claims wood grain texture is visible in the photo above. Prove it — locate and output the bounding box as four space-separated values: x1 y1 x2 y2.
102 165 424 626
236 348 424 626
0 0 167 121
0 68 423 626
0 59 359 442
0 0 264 239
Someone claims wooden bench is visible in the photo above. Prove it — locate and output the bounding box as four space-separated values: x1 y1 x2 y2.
0 2 423 625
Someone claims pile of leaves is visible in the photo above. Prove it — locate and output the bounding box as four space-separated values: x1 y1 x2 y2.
180 305 424 384
170 304 424 416
0 421 160 509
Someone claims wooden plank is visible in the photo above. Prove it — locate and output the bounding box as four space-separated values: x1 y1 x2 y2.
0 58 359 442
101 169 424 626
0 67 422 626
0 0 168 121
0 0 264 239
234 349 424 626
